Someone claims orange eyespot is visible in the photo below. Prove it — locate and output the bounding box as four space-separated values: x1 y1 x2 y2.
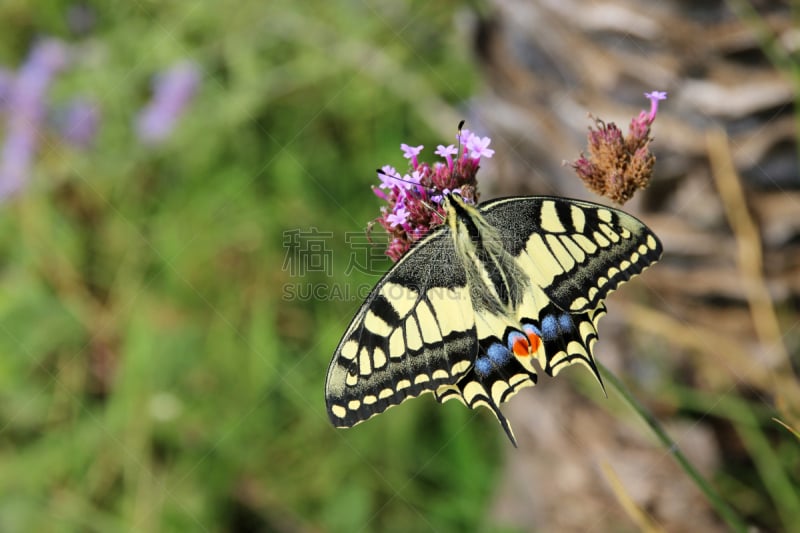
527 332 541 353
512 336 531 357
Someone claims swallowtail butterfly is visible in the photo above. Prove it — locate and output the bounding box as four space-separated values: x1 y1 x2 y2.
325 193 662 445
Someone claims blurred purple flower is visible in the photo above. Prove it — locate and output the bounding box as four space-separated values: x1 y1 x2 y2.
0 39 69 199
136 61 201 144
0 69 14 113
57 97 100 148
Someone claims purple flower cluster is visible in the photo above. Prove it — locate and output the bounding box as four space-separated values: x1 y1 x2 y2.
136 61 201 144
0 40 69 199
0 34 203 201
371 128 494 261
572 91 666 204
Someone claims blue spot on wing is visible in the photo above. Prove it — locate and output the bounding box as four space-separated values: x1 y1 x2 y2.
475 357 492 376
505 332 525 352
558 313 572 331
523 323 541 337
541 315 558 340
487 343 510 365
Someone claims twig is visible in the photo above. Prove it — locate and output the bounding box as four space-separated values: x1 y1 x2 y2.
706 127 797 416
773 417 800 441
599 460 667 533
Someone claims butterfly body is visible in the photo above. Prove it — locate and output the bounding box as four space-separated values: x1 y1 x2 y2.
325 194 662 445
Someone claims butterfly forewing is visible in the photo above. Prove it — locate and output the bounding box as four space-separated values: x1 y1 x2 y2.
325 230 479 428
481 197 662 313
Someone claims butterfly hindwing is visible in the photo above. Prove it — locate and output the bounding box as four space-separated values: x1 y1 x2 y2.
526 303 606 380
435 324 539 446
325 230 478 428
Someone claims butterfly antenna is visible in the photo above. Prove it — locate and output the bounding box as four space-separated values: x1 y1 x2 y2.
424 201 446 222
377 168 446 212
456 119 466 158
376 168 425 193
376 168 397 182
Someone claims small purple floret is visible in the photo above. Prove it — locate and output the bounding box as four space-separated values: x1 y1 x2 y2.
466 135 494 160
644 91 667 122
435 144 458 170
400 143 424 169
58 97 100 148
0 39 69 199
136 60 201 144
386 205 409 228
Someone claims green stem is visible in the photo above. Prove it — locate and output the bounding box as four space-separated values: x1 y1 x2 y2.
675 387 800 529
598 363 748 533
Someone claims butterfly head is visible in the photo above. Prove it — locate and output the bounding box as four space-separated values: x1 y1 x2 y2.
441 190 488 251
440 190 473 213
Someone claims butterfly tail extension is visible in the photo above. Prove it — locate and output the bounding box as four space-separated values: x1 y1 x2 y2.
486 394 518 447
435 381 519 447
585 306 609 397
435 332 540 446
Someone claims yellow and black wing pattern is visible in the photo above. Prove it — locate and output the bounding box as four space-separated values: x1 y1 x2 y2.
325 194 662 445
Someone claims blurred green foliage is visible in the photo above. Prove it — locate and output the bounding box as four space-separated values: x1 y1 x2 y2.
2 2 799 533
0 1 513 532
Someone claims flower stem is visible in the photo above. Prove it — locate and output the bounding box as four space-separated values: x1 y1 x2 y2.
598 362 748 533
